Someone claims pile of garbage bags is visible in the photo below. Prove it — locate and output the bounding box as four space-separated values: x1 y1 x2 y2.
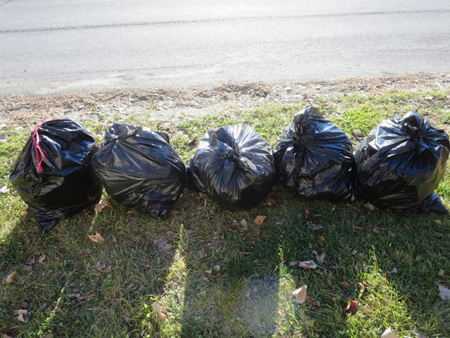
10 119 102 231
9 109 449 231
91 124 186 219
354 111 449 213
274 107 355 201
188 124 275 210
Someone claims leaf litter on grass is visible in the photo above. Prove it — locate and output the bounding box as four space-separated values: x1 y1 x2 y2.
1 88 450 337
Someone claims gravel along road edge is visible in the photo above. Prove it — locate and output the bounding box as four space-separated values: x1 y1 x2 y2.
1 72 450 128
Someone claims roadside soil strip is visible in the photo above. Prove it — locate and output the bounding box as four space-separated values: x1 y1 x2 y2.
1 73 449 128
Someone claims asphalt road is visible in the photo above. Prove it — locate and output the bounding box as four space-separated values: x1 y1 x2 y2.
1 0 450 95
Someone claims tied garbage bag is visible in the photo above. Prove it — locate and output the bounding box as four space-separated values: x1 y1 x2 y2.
91 124 186 219
354 111 450 213
10 119 102 231
273 107 355 201
188 124 275 210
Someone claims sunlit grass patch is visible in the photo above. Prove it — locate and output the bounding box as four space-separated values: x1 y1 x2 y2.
0 89 449 337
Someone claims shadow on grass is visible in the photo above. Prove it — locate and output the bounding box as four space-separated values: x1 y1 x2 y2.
0 201 177 337
1 185 449 337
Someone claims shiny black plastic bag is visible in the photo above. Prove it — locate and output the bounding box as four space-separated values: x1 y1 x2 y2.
10 119 102 231
188 124 275 210
273 107 355 201
354 111 450 213
92 124 186 219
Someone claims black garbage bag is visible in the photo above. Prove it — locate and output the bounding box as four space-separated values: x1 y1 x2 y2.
91 124 186 219
354 111 450 213
10 119 103 231
188 124 275 210
273 107 355 201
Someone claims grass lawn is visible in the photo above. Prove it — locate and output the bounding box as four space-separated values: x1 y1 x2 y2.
1 90 449 337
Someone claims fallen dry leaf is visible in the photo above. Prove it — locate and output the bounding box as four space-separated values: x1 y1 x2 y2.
357 282 365 294
154 237 173 253
5 271 17 284
1 328 17 338
304 208 310 219
187 137 197 147
433 219 442 225
298 260 317 270
15 309 29 323
263 196 277 207
364 202 376 211
91 261 111 274
434 232 444 239
438 284 450 300
317 253 326 264
201 276 210 283
0 185 10 194
37 254 46 264
438 269 445 277
354 226 364 233
88 232 105 244
308 222 322 230
239 251 252 256
317 235 326 242
205 270 212 274
381 327 399 338
239 219 248 229
341 281 351 288
254 215 266 225
344 300 359 315
292 285 307 304
151 302 168 321
94 199 110 213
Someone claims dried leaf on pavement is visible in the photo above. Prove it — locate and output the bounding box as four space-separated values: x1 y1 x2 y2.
298 260 317 270
254 215 266 225
292 285 307 304
88 232 105 244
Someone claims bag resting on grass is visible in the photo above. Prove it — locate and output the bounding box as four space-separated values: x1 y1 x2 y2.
188 124 275 210
354 111 450 213
91 124 186 219
274 107 355 201
10 119 102 231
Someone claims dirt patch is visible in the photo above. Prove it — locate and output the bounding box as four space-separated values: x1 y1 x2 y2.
1 72 450 128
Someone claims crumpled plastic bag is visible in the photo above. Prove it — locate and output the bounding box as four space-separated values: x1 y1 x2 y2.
92 124 186 219
188 124 275 210
354 111 449 213
274 107 355 201
10 119 102 231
